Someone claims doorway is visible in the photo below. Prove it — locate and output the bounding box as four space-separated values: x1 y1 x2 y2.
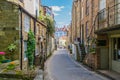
112 38 120 61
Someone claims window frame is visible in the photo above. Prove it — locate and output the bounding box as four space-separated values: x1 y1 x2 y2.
86 0 89 16
24 15 30 32
86 21 89 38
24 41 27 61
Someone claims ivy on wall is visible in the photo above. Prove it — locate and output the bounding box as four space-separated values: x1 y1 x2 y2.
39 10 55 35
44 16 55 36
26 30 36 69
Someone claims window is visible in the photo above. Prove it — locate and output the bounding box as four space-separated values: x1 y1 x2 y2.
81 24 84 44
113 38 120 61
36 25 39 34
98 9 106 21
86 0 89 15
99 0 106 21
86 21 89 38
99 0 106 10
24 41 27 61
81 7 84 19
35 47 39 56
24 15 30 32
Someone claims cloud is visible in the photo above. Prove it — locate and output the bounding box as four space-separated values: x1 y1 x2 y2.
51 6 64 12
53 12 59 16
50 6 64 16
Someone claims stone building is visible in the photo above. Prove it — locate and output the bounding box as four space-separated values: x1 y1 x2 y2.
93 0 120 73
0 0 47 71
71 0 120 73
71 0 99 61
40 5 55 57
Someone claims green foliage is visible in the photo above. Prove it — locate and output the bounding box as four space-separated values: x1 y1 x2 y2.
39 13 45 21
15 70 23 75
44 16 55 35
39 10 46 21
26 30 36 69
7 43 16 52
39 10 55 35
89 48 95 53
7 64 15 70
0 55 5 62
6 42 17 60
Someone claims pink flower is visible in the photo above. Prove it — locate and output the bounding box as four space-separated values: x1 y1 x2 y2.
0 52 6 55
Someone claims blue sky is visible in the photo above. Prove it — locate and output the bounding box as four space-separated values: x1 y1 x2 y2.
41 0 73 27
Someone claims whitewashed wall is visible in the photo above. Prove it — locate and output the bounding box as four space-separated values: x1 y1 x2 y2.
23 0 40 17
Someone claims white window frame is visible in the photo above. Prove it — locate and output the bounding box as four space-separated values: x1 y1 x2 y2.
24 15 30 32
24 41 27 61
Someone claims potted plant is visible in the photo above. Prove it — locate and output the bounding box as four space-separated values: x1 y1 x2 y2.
7 43 17 60
0 52 6 62
70 49 72 54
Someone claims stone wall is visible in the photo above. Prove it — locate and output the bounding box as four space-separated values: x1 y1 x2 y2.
0 0 19 60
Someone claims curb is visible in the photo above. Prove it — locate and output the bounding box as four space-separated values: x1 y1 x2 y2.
96 71 116 80
67 50 112 80
67 50 93 72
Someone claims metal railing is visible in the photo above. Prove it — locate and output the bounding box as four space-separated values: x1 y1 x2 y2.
94 3 120 31
87 3 120 55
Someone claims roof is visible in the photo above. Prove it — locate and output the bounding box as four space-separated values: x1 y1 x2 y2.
55 26 68 32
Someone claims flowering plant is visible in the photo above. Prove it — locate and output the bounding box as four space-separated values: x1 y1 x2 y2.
0 52 6 55
10 61 15 65
0 52 6 62
7 61 16 70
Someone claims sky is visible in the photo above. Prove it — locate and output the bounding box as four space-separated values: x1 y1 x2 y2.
41 0 73 28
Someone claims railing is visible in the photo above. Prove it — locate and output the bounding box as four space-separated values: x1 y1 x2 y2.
87 3 120 54
94 3 120 31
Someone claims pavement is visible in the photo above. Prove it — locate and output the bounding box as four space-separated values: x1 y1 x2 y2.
44 49 110 80
97 70 120 80
34 70 43 80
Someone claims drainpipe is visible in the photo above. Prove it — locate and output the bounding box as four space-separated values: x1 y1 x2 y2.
33 20 36 65
45 31 48 60
33 10 37 65
20 8 23 70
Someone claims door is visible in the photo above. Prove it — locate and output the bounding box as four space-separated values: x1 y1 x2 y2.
100 47 109 69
